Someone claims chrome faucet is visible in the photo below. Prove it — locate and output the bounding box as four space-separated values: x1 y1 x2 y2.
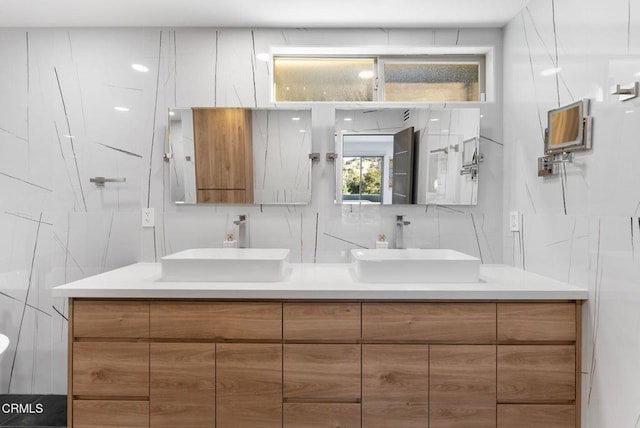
395 215 411 249
233 215 248 248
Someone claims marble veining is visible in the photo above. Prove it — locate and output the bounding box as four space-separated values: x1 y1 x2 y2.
504 1 640 426
0 27 504 395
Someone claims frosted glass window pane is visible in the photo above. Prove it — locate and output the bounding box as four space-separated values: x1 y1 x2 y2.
274 58 375 102
383 63 479 102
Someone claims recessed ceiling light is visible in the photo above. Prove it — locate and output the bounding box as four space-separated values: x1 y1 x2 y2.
441 129 449 133
256 53 270 62
299 129 306 133
358 70 374 79
114 106 129 112
169 111 175 116
292 117 300 121
541 67 562 76
430 118 440 122
131 64 149 72
344 117 353 121
63 134 74 138
625 110 634 114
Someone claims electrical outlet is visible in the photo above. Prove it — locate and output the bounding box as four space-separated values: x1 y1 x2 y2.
142 208 155 228
509 211 520 232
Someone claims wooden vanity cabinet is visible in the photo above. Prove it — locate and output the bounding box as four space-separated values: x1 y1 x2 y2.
362 344 429 428
71 301 151 428
429 345 497 428
496 302 579 428
282 303 361 428
217 343 282 428
192 108 253 204
68 300 582 428
150 343 215 428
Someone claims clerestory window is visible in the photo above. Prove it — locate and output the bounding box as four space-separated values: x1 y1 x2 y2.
273 54 485 103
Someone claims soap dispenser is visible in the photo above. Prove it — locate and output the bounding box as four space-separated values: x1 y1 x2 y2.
223 233 238 248
375 234 389 249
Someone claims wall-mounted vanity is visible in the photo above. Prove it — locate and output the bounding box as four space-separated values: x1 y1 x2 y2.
335 108 480 205
168 108 312 205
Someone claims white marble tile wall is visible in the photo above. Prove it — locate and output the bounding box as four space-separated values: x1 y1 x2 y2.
0 27 503 394
503 1 640 426
252 109 313 205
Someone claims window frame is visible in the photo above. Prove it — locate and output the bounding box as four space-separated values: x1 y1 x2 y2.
272 56 377 102
376 55 486 102
270 47 493 104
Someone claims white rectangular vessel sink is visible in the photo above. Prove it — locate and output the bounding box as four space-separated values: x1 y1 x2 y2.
351 249 480 283
161 248 290 282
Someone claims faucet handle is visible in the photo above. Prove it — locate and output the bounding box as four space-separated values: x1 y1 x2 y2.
396 215 411 225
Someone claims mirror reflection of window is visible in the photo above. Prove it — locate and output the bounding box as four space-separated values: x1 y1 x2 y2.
335 108 480 206
342 156 383 204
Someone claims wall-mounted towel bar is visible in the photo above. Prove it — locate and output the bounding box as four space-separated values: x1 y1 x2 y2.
90 177 127 186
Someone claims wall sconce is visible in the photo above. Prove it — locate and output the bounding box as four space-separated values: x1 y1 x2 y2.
611 82 639 101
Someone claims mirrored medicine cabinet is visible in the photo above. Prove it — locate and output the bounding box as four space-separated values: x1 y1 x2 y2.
168 107 312 205
334 107 480 206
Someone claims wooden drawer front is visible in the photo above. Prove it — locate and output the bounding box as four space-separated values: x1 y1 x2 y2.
74 301 149 338
150 343 215 428
197 189 251 204
498 404 576 428
284 344 361 400
150 302 281 340
362 344 428 428
73 400 149 428
363 303 496 342
430 345 496 428
73 342 149 397
498 303 576 342
217 344 282 428
497 345 575 402
284 403 361 428
284 303 360 341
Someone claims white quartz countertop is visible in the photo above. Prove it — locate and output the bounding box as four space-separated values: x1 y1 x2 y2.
52 263 588 300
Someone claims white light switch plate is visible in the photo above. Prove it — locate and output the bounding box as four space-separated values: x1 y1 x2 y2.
142 208 155 228
509 211 520 232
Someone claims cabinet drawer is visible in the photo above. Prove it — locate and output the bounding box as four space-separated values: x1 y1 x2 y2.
362 344 428 428
284 303 360 341
497 345 575 402
498 404 575 428
74 301 149 338
217 343 282 428
73 342 149 397
196 189 251 204
150 302 281 340
430 345 496 428
284 403 361 428
150 343 215 428
363 303 496 342
498 303 576 342
73 400 149 428
284 344 361 400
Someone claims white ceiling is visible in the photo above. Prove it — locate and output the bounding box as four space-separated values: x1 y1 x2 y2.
2 0 530 28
